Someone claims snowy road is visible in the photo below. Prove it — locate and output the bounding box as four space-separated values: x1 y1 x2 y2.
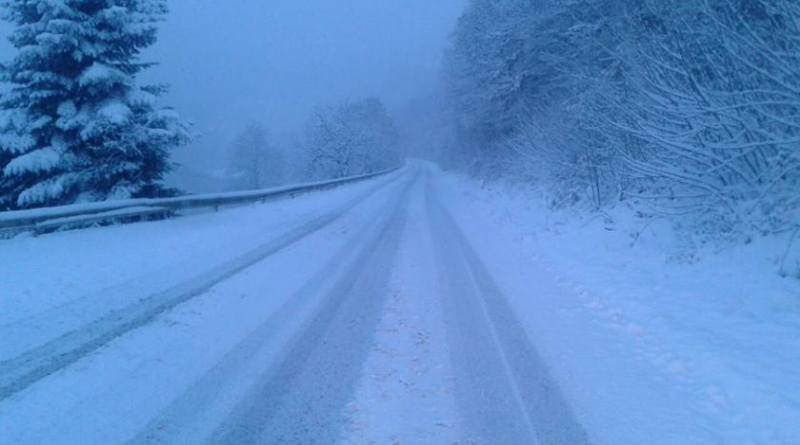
0 163 588 444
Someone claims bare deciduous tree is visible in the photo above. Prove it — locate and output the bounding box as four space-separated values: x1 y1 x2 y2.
227 121 285 190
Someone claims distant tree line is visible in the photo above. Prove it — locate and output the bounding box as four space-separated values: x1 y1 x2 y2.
443 0 800 237
224 97 401 191
301 97 402 180
223 97 401 192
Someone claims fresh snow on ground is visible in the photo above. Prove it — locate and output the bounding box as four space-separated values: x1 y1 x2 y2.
435 168 800 444
0 170 401 326
0 168 408 443
341 173 460 444
0 162 797 444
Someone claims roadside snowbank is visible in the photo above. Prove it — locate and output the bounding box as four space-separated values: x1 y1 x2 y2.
435 167 800 445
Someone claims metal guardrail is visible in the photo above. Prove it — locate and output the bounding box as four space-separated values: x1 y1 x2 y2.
0 166 402 236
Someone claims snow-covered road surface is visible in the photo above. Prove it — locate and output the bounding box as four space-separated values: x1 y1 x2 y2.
0 164 584 444
0 169 404 402
424 176 588 445
2 161 794 444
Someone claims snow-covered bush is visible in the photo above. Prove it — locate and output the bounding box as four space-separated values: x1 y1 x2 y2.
0 0 192 210
616 0 800 234
442 0 800 238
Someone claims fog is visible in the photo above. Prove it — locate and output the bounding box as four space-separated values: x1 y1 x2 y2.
133 0 464 188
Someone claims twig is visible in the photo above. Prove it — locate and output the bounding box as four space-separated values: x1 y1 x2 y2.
780 226 800 277
631 216 664 247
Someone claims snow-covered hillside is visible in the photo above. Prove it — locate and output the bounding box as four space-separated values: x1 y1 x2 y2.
438 170 800 444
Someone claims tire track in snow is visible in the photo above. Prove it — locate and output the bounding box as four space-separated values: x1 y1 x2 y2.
127 172 417 444
204 173 414 444
338 175 461 445
425 171 591 445
0 169 409 403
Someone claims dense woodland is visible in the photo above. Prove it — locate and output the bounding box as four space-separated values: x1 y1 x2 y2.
442 0 800 239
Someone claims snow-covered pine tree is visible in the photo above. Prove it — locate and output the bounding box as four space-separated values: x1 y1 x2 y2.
0 0 191 210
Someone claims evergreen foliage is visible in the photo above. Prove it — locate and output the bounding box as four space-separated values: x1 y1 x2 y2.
0 0 191 210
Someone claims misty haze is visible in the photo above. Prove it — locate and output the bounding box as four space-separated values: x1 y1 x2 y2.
0 1 798 444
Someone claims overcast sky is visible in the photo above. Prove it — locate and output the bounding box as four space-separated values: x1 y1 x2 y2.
0 0 465 184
